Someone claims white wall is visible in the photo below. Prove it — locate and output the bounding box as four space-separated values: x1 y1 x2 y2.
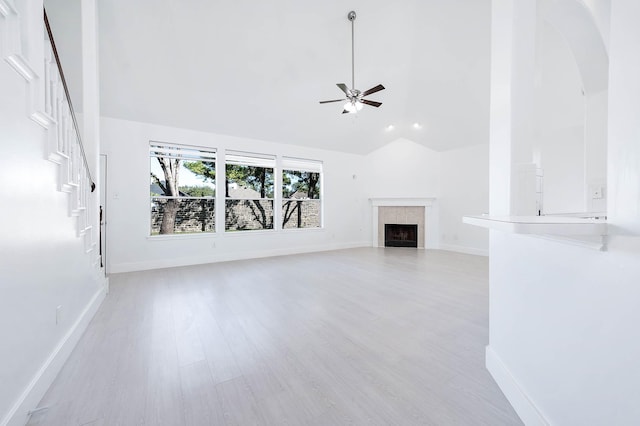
533 10 609 215
489 233 640 425
363 138 440 199
361 137 490 254
101 117 370 273
584 90 608 212
439 144 490 255
608 0 640 236
44 0 83 112
488 0 640 424
581 0 610 52
536 0 610 214
361 138 441 248
0 2 105 424
535 22 586 214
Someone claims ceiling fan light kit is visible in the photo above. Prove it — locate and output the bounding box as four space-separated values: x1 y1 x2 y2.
319 10 385 114
344 99 364 113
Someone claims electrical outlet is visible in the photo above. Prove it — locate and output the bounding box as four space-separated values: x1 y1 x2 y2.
590 185 604 199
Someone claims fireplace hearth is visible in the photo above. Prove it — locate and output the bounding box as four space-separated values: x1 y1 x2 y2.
385 224 418 248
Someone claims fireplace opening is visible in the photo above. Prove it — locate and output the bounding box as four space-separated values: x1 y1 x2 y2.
385 224 418 248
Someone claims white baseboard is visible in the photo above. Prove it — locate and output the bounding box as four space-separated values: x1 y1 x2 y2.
439 243 489 257
486 345 549 426
2 278 108 426
109 241 371 274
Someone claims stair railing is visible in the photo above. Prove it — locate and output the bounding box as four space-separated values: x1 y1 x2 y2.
44 9 95 193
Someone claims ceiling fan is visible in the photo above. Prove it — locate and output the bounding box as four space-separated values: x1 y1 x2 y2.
319 11 385 114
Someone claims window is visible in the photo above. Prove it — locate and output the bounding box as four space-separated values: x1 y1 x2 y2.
282 157 322 229
150 142 216 235
225 152 275 231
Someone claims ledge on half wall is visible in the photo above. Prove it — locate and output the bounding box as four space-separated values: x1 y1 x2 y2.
463 215 607 250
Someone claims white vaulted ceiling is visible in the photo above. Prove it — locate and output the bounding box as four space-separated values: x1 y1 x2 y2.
97 0 491 154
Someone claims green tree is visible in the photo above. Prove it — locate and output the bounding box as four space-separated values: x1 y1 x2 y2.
184 161 274 229
282 170 319 198
179 185 215 197
183 161 215 182
226 165 274 198
184 161 274 197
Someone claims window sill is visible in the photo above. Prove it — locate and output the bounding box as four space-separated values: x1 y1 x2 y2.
148 232 215 241
222 229 276 236
281 226 325 233
148 226 325 240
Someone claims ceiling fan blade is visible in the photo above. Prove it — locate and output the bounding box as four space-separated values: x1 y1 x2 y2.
319 99 346 104
362 84 385 97
361 99 382 108
337 83 350 96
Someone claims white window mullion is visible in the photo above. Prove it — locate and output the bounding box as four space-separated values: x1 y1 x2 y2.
274 155 282 231
216 149 226 235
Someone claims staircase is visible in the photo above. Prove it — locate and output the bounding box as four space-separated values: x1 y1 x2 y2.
0 0 101 268
43 11 100 260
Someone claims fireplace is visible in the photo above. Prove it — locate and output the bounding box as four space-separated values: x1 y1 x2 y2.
385 224 418 248
370 198 437 249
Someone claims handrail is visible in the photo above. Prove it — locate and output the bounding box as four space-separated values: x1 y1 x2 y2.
43 9 96 192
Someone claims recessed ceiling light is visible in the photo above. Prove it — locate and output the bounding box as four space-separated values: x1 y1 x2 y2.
386 125 395 131
413 123 422 129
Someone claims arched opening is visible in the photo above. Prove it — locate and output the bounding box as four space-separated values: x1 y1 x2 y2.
534 0 609 215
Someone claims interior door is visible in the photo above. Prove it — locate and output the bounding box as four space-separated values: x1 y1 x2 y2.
99 154 107 271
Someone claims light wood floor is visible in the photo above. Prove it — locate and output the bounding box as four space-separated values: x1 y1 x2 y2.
29 248 522 425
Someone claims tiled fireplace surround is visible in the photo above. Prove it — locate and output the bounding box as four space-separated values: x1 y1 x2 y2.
370 198 438 249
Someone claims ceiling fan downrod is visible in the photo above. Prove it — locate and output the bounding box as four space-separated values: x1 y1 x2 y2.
348 11 356 91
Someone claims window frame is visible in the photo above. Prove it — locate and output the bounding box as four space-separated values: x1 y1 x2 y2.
149 141 217 237
224 151 276 232
281 157 324 230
